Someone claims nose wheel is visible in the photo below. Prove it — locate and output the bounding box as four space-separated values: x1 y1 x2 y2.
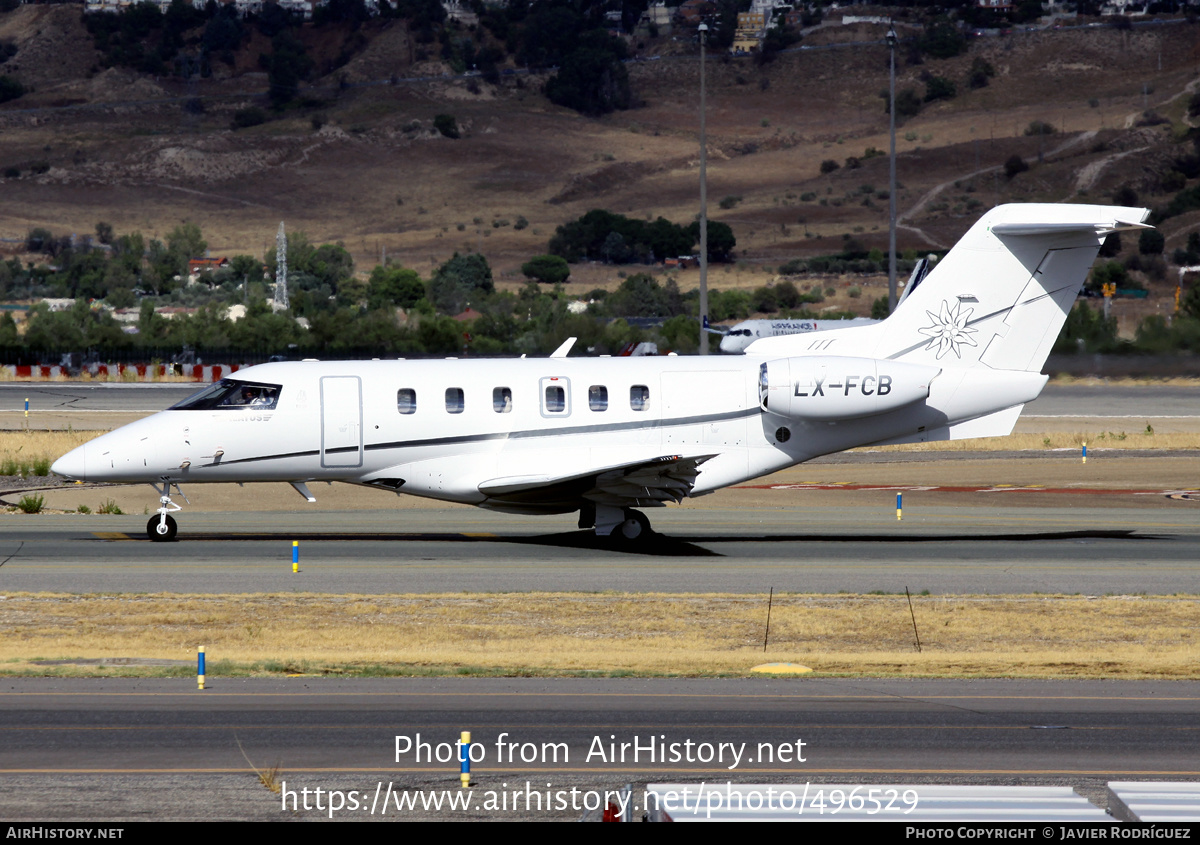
147 481 186 542
148 514 178 542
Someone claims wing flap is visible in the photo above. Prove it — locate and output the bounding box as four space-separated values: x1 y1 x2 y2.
590 454 715 505
478 454 716 506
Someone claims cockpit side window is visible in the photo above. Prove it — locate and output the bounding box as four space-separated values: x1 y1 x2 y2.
168 379 281 411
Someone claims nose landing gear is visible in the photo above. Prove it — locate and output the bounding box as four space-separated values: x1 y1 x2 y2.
148 513 177 542
147 481 187 542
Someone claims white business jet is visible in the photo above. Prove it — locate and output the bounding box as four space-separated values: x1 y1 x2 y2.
718 317 880 354
717 255 937 353
52 204 1149 544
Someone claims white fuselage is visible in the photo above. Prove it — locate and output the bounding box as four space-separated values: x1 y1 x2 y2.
52 352 1046 517
55 358 762 507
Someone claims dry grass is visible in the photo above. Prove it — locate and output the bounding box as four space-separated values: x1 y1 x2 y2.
236 737 283 795
1048 376 1200 387
0 430 96 474
865 430 1200 453
1 592 1197 679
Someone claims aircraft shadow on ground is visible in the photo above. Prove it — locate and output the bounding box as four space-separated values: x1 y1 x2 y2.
134 527 1163 558
510 528 1158 556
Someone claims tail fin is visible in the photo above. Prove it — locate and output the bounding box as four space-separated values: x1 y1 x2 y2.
880 203 1149 372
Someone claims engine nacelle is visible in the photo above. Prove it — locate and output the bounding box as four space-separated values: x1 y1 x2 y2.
759 356 940 421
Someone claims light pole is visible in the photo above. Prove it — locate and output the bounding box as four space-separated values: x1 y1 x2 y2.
698 22 709 355
887 23 898 314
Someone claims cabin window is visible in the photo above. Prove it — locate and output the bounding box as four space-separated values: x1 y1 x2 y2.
445 387 464 414
538 376 570 416
588 385 608 411
397 388 416 414
493 387 512 413
630 385 650 411
169 379 281 411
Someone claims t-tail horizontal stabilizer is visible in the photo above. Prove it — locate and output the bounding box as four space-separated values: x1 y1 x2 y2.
880 203 1151 373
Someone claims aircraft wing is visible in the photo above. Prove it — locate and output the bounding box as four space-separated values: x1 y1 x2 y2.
478 454 716 509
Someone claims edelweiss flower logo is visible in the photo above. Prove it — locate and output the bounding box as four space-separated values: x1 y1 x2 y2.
918 300 978 360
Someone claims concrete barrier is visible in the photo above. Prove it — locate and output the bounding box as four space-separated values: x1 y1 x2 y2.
1 363 243 382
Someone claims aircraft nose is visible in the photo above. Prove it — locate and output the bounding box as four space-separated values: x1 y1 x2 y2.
51 444 87 481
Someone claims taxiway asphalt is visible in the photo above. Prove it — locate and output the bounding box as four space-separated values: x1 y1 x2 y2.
1 677 1198 821
0 498 1196 594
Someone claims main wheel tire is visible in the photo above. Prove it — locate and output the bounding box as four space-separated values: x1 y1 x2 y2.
147 514 178 542
614 509 651 542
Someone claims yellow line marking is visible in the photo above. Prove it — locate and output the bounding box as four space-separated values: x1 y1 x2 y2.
91 532 132 541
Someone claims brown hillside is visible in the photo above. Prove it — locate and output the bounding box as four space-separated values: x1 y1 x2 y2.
0 12 1198 329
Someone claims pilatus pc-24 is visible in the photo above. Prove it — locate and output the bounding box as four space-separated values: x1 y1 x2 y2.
52 204 1149 544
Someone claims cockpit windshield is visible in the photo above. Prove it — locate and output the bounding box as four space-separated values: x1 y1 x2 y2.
168 379 282 411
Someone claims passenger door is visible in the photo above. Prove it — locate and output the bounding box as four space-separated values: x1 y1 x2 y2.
320 375 363 468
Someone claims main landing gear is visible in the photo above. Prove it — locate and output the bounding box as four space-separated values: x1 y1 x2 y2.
147 481 187 542
613 509 651 542
585 504 654 547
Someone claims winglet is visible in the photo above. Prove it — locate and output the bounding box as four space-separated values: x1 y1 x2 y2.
549 337 577 358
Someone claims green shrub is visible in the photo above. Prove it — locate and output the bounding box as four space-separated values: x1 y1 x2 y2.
77 504 92 514
894 89 922 119
521 254 571 285
97 499 123 515
1139 229 1165 255
433 114 460 139
231 107 266 130
924 75 956 103
1004 155 1029 179
968 58 994 90
17 494 44 514
31 457 51 476
0 75 24 105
